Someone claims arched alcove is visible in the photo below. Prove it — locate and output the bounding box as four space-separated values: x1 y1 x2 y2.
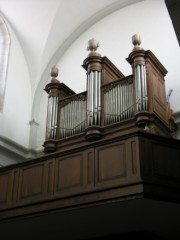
0 15 10 112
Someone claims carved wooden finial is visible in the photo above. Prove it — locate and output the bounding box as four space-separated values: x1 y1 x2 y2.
50 66 59 83
132 34 143 51
87 38 101 57
51 66 59 78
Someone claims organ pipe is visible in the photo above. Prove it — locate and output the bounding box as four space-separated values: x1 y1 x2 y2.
134 64 148 112
47 96 58 139
59 96 87 138
87 70 101 126
104 79 133 126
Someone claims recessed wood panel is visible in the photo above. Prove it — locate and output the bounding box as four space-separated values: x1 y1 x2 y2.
152 72 159 98
96 143 126 184
150 69 167 122
152 143 180 179
11 170 19 202
154 100 166 120
87 151 93 185
131 140 138 174
56 154 83 191
18 164 45 200
0 173 10 203
47 160 55 194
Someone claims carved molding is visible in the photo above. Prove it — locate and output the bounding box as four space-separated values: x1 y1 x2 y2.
59 92 87 107
102 76 133 93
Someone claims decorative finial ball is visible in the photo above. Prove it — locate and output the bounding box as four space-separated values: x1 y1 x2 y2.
132 34 141 46
51 66 59 78
87 38 100 52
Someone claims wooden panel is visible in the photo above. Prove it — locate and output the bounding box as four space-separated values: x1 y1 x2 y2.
0 173 10 204
82 148 94 187
47 160 55 195
95 142 127 186
18 163 46 201
55 153 83 193
101 57 124 85
131 140 138 175
152 143 180 179
87 151 93 185
11 169 19 202
149 68 167 122
139 138 152 177
0 170 16 208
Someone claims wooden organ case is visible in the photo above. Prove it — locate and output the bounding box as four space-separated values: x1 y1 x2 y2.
0 35 179 238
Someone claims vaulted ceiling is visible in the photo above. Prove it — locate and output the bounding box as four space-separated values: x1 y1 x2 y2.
1 0 144 97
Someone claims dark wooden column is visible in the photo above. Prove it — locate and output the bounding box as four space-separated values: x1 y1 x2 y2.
127 34 171 137
43 67 75 152
82 38 126 140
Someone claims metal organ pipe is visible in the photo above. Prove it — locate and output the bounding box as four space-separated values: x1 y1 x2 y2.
47 96 58 139
143 65 148 110
98 71 101 125
103 78 134 126
91 71 94 123
59 94 87 139
117 84 120 121
87 70 101 126
134 64 148 112
46 97 52 139
94 71 98 125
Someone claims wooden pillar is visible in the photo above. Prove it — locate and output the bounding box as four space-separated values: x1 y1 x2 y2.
127 34 171 137
43 67 75 153
82 39 103 141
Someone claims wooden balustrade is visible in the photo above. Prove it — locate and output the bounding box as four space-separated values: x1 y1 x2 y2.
1 131 180 220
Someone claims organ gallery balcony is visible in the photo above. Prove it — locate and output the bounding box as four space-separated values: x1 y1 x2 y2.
0 35 180 239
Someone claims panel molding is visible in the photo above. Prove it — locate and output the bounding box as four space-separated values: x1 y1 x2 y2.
17 163 47 202
95 142 127 187
55 153 84 196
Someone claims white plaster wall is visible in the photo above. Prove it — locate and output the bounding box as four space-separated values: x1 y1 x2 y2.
36 91 48 151
0 21 32 148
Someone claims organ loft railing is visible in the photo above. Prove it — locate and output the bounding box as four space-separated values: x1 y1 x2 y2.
43 35 176 153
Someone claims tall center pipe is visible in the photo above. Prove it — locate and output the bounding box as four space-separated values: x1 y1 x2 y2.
87 70 101 126
85 38 102 127
83 38 102 140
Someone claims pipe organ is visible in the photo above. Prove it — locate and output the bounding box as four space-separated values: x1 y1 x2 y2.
1 36 179 238
43 35 176 153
